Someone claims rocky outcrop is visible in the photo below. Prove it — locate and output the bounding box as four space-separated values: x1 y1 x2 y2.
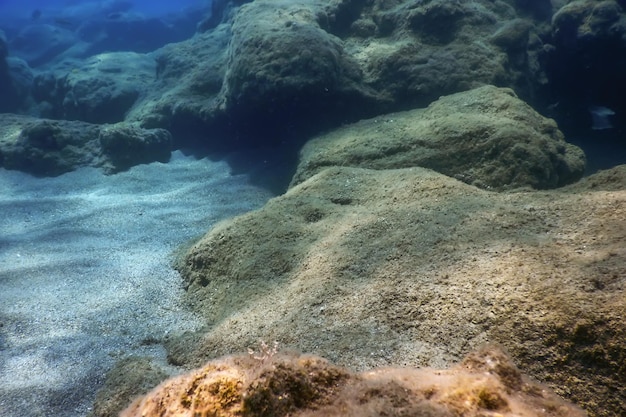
172 163 625 416
13 0 622 162
126 0 547 148
215 0 382 145
116 348 585 417
0 114 171 176
125 24 232 146
291 86 585 190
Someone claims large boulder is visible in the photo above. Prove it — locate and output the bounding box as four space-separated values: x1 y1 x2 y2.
291 85 585 190
173 163 626 416
0 114 171 176
214 0 381 144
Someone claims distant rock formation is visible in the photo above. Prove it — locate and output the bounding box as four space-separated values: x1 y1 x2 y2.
0 114 171 176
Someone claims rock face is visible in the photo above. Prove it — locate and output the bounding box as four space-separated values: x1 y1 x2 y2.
174 164 626 416
16 0 621 160
215 0 381 144
118 348 585 417
125 0 540 147
6 0 624 161
291 86 586 190
0 114 171 176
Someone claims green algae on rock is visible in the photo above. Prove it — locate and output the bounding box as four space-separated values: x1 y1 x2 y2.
290 86 585 190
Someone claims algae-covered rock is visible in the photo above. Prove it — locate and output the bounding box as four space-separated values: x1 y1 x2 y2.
0 114 102 176
0 114 171 175
291 85 585 190
89 357 169 417
125 0 542 148
99 124 171 173
0 31 21 113
175 164 625 416
214 0 381 145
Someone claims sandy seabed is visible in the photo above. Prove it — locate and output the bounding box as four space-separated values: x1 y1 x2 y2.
0 151 274 417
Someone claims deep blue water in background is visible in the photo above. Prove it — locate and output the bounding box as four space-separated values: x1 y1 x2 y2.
0 0 211 57
0 0 208 19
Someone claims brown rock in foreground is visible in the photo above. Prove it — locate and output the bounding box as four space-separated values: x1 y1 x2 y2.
121 347 585 417
177 165 625 416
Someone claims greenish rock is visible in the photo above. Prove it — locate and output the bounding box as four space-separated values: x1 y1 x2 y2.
290 85 585 190
0 114 171 176
124 0 542 147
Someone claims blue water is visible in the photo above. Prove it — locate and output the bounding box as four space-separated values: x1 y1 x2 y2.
0 0 213 67
0 0 208 19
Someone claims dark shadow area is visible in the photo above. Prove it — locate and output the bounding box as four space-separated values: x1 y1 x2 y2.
539 6 626 173
178 139 304 196
564 127 626 175
538 99 626 174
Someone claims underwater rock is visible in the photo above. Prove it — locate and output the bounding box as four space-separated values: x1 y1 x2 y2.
215 0 381 145
126 25 232 147
0 114 171 176
33 51 156 124
6 57 34 108
90 357 169 417
116 347 585 417
129 0 539 149
290 85 585 190
173 163 625 416
99 124 171 173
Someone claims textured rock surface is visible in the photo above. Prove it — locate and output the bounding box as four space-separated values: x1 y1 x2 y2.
117 348 585 417
172 164 625 416
291 86 585 190
215 0 381 144
126 25 231 145
0 114 171 175
123 0 546 148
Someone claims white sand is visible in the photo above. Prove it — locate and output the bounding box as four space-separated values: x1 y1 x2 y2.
0 151 274 417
